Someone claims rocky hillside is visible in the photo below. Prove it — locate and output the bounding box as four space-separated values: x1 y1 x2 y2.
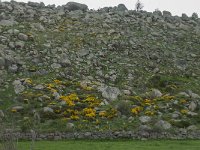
1 1 200 134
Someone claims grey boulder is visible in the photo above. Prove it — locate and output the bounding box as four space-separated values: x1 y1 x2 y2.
64 2 88 12
13 80 25 94
99 85 121 101
155 120 172 130
116 4 128 11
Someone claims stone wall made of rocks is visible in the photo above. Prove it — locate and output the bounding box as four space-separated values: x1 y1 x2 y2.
1 130 200 140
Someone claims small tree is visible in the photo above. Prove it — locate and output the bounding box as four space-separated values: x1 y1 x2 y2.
135 0 144 11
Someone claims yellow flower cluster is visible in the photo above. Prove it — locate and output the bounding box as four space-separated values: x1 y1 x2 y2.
83 96 100 107
49 102 56 105
68 93 79 101
83 108 96 118
84 96 96 102
105 108 117 118
18 78 119 122
145 110 155 116
11 109 17 113
24 78 33 84
54 79 62 84
63 109 80 120
99 111 107 117
131 106 143 115
161 95 175 101
46 83 58 93
133 96 143 101
70 115 79 120
54 109 61 113
180 109 188 114
143 99 153 106
180 99 187 104
46 83 54 88
60 93 79 107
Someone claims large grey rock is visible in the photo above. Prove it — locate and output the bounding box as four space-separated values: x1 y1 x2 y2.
163 11 173 22
189 102 197 111
187 125 198 131
43 107 54 113
66 122 74 129
78 49 90 57
187 111 198 116
51 63 62 69
179 23 190 30
155 120 172 130
171 111 180 119
139 116 151 123
34 84 44 90
178 92 190 98
8 64 18 73
64 2 88 12
31 23 45 31
139 125 152 131
13 80 25 94
84 132 92 137
7 29 20 35
116 4 128 11
18 33 28 41
149 89 162 98
12 106 24 111
59 54 71 66
153 10 162 16
27 2 45 8
99 86 121 101
123 90 131 95
187 90 200 99
0 20 18 26
163 11 171 17
191 13 198 20
15 41 25 48
181 13 189 21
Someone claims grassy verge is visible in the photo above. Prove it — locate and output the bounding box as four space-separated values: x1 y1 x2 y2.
4 140 200 150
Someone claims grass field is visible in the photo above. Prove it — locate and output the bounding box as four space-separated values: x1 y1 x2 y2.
4 140 200 150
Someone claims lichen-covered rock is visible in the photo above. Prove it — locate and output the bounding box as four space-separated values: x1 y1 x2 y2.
155 120 172 130
64 2 88 12
187 90 200 99
27 1 45 8
139 116 151 123
13 80 25 94
8 64 18 73
66 123 74 129
12 106 24 111
34 84 45 90
189 101 197 111
149 89 162 98
116 4 128 11
99 86 121 101
15 41 25 48
43 107 54 113
0 20 18 26
18 33 28 41
51 63 62 69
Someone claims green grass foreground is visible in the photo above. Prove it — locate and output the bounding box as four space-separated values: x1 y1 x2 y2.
7 140 200 150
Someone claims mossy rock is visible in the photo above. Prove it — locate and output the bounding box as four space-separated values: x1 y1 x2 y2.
170 120 191 128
